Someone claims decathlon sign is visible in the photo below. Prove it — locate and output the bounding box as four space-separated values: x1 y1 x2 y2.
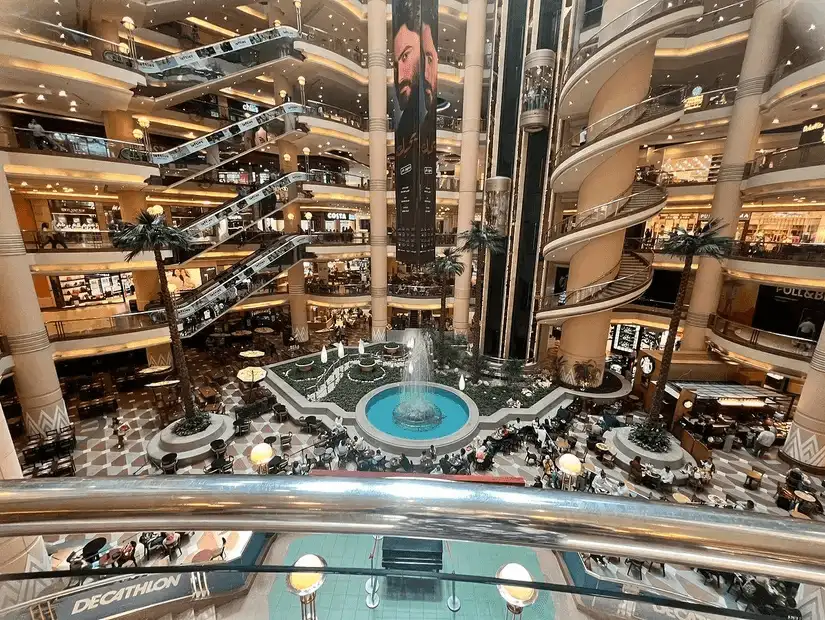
54 575 193 620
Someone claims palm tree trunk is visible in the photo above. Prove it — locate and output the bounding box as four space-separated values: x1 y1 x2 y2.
470 247 486 382
648 253 693 425
439 276 447 365
154 249 196 419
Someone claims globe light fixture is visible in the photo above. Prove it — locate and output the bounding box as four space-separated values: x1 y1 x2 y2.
496 563 538 620
137 117 151 129
121 16 135 31
132 128 144 140
250 442 273 474
287 554 326 620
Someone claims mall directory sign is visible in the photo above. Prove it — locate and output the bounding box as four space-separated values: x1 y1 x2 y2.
392 0 437 265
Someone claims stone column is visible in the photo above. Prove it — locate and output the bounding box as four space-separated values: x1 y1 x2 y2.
88 19 120 61
0 404 50 607
367 0 388 341
781 330 825 472
0 160 68 433
558 46 655 384
103 110 135 143
680 0 782 351
452 0 486 336
0 112 17 148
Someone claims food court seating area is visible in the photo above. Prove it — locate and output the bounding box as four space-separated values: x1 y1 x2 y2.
20 425 77 477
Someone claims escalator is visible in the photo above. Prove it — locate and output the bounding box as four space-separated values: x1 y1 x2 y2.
129 26 302 109
150 103 304 164
173 170 313 263
176 234 312 337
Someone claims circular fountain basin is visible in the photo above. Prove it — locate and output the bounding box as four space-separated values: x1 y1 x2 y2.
355 382 479 454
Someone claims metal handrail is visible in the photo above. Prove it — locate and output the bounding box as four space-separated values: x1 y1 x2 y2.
711 315 817 361
543 181 664 244
670 0 753 36
555 87 685 166
728 240 825 266
566 0 703 83
746 143 825 177
770 44 825 88
2 127 147 162
45 310 167 342
1 477 824 585
540 252 652 311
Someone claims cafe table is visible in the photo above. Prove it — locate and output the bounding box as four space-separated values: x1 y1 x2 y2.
237 366 266 401
232 330 253 338
138 365 172 376
239 350 266 359
672 492 692 504
146 379 180 389
254 327 274 335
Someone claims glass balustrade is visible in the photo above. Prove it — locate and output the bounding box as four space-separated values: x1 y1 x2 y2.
45 310 167 341
712 315 816 361
1 127 147 162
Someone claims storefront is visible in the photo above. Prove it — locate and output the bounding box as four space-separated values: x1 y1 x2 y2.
51 272 134 308
50 201 99 231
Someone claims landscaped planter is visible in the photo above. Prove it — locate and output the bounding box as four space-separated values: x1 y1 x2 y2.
358 358 377 375
384 343 400 356
296 360 315 373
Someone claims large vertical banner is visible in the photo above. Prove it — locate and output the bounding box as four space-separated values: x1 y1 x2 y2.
392 0 438 265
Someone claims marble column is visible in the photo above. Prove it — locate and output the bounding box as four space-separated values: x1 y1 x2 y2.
680 0 782 350
0 159 68 433
0 404 50 607
781 330 825 473
367 0 388 341
452 0 486 336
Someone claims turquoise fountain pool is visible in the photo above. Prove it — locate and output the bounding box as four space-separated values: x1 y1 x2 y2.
365 385 470 440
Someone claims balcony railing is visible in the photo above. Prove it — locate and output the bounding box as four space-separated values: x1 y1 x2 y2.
669 0 753 37
2 477 823 589
746 143 825 177
728 240 825 267
566 0 703 84
303 100 366 130
682 85 737 113
556 87 685 166
0 127 148 162
300 26 367 66
45 310 167 342
21 230 118 252
711 314 816 362
770 44 825 88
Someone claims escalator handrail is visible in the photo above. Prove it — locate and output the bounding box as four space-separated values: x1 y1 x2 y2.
176 234 311 317
150 102 304 164
126 26 298 74
182 171 311 234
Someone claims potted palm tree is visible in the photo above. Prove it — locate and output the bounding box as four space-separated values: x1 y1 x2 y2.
113 209 209 434
428 247 464 364
458 222 506 382
630 218 732 451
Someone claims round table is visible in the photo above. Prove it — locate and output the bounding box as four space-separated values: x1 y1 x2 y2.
790 509 812 520
795 490 816 503
672 492 692 504
583 460 597 474
138 365 172 376
595 442 609 454
237 367 266 383
146 379 180 388
707 493 726 506
232 330 252 337
254 327 274 335
82 537 108 560
240 350 266 359
191 549 214 563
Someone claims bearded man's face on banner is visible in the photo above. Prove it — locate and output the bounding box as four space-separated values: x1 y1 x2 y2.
394 23 421 110
421 23 438 112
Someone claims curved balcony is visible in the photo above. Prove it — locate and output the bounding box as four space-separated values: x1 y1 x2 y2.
764 44 825 110
542 181 666 263
560 0 703 119
742 143 825 196
551 88 686 191
536 251 653 323
709 315 815 376
725 240 825 285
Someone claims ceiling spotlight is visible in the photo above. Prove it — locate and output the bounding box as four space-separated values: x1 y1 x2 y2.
15 97 23 104
667 135 673 140
69 100 77 106
38 84 46 89
58 90 67 97
812 103 819 110
37 94 45 101
772 118 780 124
21 181 27 186
69 106 77 112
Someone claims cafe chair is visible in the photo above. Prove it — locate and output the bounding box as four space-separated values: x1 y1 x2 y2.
117 542 138 567
160 453 178 475
210 537 227 561
625 558 645 579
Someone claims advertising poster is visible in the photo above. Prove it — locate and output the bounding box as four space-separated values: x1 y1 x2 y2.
392 0 437 264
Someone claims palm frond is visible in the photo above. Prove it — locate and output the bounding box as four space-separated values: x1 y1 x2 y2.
458 222 507 255
428 247 465 279
112 210 193 262
660 217 733 261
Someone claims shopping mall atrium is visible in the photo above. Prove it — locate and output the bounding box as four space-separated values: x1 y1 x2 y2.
1 0 825 617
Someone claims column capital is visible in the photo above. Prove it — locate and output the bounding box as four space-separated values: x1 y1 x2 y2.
716 164 747 183
368 117 387 132
367 51 387 68
735 75 768 99
7 329 50 355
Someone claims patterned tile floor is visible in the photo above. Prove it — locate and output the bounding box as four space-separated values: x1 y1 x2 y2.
17 340 814 616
